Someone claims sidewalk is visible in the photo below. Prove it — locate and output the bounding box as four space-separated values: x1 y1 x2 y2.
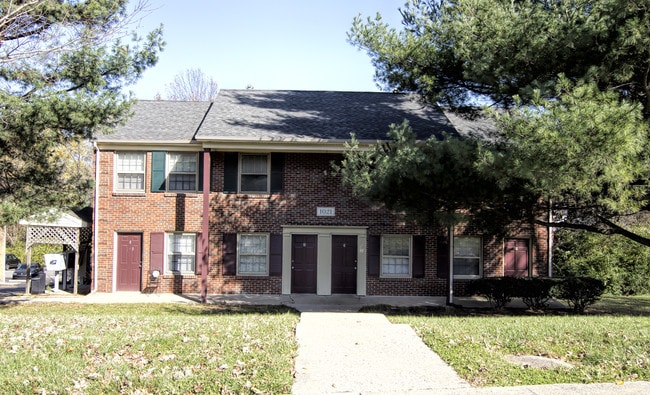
292 312 470 394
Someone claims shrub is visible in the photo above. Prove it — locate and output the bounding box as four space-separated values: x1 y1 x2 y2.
517 278 557 310
467 277 520 309
552 276 606 313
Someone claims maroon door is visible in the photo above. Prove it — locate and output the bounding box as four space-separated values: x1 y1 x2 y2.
331 235 357 294
117 233 142 291
291 235 317 293
504 239 529 277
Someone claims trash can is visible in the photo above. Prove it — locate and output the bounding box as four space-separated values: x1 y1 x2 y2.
30 270 46 294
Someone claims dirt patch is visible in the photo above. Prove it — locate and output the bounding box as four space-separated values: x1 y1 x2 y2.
506 355 574 369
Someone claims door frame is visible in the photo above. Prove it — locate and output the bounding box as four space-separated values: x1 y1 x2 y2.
113 232 143 292
281 226 367 296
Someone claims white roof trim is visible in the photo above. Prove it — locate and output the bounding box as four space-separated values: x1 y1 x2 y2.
19 209 90 228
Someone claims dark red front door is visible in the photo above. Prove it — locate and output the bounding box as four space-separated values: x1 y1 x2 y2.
504 239 529 277
117 233 142 291
291 234 317 293
331 235 357 294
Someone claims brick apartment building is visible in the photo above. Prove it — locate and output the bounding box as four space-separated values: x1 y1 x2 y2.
93 90 549 296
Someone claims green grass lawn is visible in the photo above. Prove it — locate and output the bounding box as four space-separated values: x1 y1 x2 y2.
2 296 648 392
388 295 650 387
0 303 299 394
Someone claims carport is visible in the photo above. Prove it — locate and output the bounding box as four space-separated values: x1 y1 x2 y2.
19 208 92 294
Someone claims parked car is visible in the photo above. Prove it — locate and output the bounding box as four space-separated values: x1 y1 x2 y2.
12 263 42 279
5 253 21 270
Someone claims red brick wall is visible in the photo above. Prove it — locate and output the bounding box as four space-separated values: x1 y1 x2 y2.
95 150 549 296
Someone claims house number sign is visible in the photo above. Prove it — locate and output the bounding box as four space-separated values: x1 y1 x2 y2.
317 207 335 217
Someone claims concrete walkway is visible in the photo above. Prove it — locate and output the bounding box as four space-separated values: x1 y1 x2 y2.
292 312 470 394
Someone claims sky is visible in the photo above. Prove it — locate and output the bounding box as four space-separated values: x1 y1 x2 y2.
126 0 405 100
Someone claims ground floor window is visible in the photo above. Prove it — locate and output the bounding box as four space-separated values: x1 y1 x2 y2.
167 233 196 272
238 233 269 275
453 236 481 278
381 235 411 277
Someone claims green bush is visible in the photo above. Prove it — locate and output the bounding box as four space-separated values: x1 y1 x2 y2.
467 277 520 309
552 276 606 313
517 277 557 310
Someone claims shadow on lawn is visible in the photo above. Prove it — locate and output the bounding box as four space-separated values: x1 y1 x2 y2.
159 303 300 316
360 295 650 317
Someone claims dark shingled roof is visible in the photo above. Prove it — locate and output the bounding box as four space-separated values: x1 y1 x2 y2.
98 90 492 144
97 101 212 142
197 90 457 141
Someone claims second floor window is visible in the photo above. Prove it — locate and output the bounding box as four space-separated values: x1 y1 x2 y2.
167 152 198 191
115 152 145 192
240 154 269 193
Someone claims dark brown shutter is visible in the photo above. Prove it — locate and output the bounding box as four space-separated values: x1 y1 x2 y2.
412 235 425 278
222 233 237 275
367 235 380 277
269 234 282 276
270 153 284 193
437 235 449 279
223 152 238 193
150 232 165 273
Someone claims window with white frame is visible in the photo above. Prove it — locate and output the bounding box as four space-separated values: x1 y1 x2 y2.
115 152 145 192
381 235 411 277
453 236 481 277
240 154 269 193
238 234 269 275
167 233 196 272
168 152 198 191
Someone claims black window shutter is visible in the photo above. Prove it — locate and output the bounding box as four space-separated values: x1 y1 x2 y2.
222 233 237 275
412 235 425 278
223 152 238 193
437 236 449 279
197 152 204 192
367 235 380 277
270 153 284 193
151 151 166 192
150 232 165 273
269 234 282 276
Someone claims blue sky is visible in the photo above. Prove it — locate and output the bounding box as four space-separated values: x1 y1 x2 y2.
126 0 404 99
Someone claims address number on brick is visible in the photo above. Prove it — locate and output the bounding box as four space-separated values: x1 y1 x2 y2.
317 207 335 217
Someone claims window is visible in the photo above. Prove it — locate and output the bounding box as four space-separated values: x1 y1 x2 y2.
240 154 269 193
453 236 481 277
115 152 145 192
381 235 411 277
237 234 269 275
167 233 196 272
167 152 198 191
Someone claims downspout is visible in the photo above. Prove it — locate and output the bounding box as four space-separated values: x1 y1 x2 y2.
548 198 553 277
92 141 100 293
447 225 454 305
